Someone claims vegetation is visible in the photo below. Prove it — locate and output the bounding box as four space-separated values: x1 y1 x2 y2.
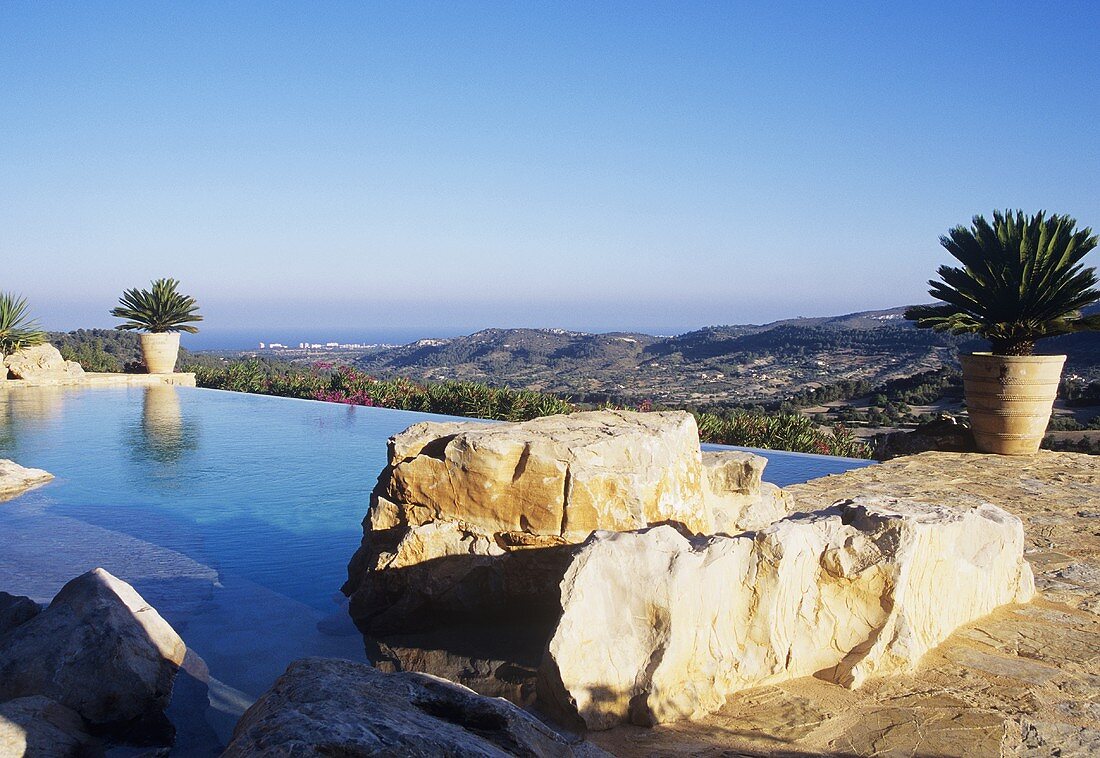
694 411 867 457
111 278 203 333
50 329 145 372
906 210 1100 355
189 359 871 457
0 293 46 354
1043 435 1100 455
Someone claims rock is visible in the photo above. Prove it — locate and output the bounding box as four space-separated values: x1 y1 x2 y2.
344 410 789 632
588 451 1100 756
0 568 187 737
872 415 976 460
0 459 53 502
386 410 709 538
0 592 40 637
3 344 84 384
0 696 98 758
222 657 607 757
1011 717 1100 756
701 450 791 533
540 496 1035 729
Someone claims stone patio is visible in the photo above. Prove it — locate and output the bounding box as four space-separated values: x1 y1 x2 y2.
589 452 1100 757
2 372 196 388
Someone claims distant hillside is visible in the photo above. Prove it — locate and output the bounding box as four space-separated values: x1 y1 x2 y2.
355 306 1100 407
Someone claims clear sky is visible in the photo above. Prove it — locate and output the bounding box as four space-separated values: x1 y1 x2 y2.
2 1 1098 341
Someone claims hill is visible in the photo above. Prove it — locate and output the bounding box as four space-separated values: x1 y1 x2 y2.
354 307 1100 407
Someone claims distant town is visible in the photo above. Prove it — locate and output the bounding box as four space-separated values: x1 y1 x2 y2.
258 341 394 351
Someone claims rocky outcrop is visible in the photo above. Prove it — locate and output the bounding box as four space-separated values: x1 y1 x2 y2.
0 593 39 637
223 657 607 757
0 696 98 757
344 410 789 632
0 568 187 736
3 344 84 384
540 497 1035 730
0 460 53 502
871 415 976 460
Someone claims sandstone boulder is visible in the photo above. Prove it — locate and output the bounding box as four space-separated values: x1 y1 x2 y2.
0 592 40 637
222 657 607 757
0 696 98 758
3 344 84 384
701 450 790 533
0 459 53 502
0 568 187 735
345 411 789 632
385 410 708 538
540 496 1035 729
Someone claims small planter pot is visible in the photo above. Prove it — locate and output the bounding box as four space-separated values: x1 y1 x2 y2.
960 352 1065 455
140 333 181 374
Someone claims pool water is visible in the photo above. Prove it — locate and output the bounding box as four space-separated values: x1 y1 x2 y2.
0 385 873 748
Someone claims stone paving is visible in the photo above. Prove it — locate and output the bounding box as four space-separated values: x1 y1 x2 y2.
1 371 196 388
589 452 1100 757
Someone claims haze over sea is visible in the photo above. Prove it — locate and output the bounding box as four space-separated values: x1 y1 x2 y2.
188 324 693 351
189 327 468 351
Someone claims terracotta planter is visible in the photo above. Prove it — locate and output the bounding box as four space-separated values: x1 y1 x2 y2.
960 352 1065 455
140 333 181 374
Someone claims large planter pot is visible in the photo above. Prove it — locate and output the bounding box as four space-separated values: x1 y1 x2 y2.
140 333 181 374
960 352 1065 455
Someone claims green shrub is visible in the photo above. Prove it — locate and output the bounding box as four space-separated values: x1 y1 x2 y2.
191 359 871 458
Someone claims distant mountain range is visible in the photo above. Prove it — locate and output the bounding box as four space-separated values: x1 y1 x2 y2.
356 306 1100 407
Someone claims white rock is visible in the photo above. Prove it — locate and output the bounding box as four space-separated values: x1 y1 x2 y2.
701 450 791 533
3 344 84 385
0 459 53 502
540 496 1035 729
345 411 789 632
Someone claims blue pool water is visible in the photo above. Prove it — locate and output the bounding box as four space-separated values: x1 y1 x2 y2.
0 385 873 746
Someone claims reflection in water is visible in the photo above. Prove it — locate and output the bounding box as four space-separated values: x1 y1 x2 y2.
0 386 67 452
131 385 200 465
0 385 67 422
364 622 552 709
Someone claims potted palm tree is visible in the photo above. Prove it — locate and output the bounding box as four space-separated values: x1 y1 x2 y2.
0 293 47 381
906 210 1099 455
111 278 203 374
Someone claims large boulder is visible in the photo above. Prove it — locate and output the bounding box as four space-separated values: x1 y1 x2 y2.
0 568 187 736
344 410 790 632
539 497 1035 730
0 592 40 637
3 344 84 384
0 696 98 758
0 459 53 502
222 657 607 757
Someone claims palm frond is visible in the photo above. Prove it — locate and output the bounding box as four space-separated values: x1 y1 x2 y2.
111 278 203 333
907 210 1099 354
0 292 47 353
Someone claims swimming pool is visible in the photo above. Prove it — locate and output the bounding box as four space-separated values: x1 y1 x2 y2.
0 385 873 746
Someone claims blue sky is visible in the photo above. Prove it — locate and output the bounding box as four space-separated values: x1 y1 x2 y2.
2 1 1098 340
